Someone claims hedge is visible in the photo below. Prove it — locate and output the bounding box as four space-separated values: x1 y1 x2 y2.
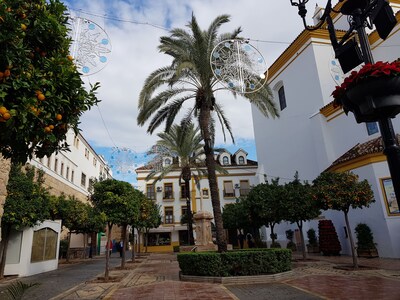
177 248 291 276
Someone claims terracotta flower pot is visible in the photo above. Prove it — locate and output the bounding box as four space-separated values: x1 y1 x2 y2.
341 77 400 123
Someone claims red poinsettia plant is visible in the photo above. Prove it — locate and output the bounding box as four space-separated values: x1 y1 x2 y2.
332 60 400 107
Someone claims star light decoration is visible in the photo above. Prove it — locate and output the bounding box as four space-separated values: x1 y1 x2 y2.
210 39 268 94
109 147 141 177
68 17 112 75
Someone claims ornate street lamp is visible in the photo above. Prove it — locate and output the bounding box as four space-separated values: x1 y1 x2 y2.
290 0 400 208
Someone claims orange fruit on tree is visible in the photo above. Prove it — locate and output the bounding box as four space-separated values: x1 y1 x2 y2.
44 126 51 133
49 124 54 130
37 93 45 101
0 106 7 115
2 112 11 120
4 69 10 77
56 114 62 121
67 55 73 61
21 23 27 31
0 72 3 79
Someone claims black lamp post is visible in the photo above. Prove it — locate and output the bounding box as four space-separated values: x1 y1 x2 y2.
290 0 400 209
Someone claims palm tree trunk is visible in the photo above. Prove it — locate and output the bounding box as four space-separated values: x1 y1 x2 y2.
184 176 194 245
344 211 358 268
199 104 227 252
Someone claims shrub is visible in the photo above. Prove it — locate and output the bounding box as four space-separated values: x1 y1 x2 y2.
355 223 376 250
173 245 180 253
177 248 291 277
307 228 318 246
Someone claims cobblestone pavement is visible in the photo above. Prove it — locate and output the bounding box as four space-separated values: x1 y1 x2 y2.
0 252 399 299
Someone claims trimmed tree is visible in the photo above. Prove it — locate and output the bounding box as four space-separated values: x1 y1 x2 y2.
244 179 285 247
313 171 374 268
91 179 139 280
283 172 320 259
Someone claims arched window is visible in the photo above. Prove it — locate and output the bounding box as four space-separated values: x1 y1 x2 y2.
238 156 245 164
222 156 229 165
165 158 171 165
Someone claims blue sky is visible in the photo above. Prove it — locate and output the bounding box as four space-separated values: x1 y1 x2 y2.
63 0 309 184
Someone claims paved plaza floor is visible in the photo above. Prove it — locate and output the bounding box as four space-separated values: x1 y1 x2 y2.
0 251 399 299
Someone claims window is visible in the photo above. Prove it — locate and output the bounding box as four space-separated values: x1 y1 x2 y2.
66 167 70 180
146 184 155 200
222 156 229 165
164 183 173 199
88 178 94 191
60 163 64 176
31 228 57 262
223 181 234 197
74 137 80 148
93 158 97 167
278 86 287 110
6 229 23 264
366 122 379 135
54 158 58 173
238 156 245 165
71 170 75 183
202 188 209 198
180 183 188 199
81 172 86 187
85 148 89 159
240 180 251 196
165 158 171 165
147 232 171 246
47 157 51 168
164 207 174 224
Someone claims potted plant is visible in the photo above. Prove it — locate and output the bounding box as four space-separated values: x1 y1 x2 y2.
332 60 400 123
306 228 319 253
355 223 378 258
285 229 297 251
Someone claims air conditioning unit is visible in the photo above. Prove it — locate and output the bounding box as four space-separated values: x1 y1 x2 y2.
156 187 162 192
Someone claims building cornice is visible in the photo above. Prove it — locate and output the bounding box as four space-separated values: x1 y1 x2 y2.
327 153 386 172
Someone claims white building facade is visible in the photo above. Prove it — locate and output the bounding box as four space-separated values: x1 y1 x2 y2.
252 1 400 258
135 149 258 252
4 130 112 277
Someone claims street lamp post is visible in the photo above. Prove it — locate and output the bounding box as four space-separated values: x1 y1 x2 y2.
290 0 400 209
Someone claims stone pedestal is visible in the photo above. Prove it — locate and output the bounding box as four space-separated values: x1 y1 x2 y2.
193 211 215 251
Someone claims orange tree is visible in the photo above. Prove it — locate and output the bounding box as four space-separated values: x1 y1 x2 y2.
313 171 374 268
0 0 99 163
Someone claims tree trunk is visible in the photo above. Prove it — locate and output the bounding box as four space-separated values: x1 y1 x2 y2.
270 223 276 244
344 211 358 268
137 229 141 255
121 224 127 269
66 231 72 263
131 228 136 263
183 171 194 245
0 224 11 279
105 223 112 281
145 229 149 253
82 233 87 259
199 104 227 252
297 221 307 260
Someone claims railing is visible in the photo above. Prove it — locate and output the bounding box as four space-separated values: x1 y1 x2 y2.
239 188 251 196
223 190 235 197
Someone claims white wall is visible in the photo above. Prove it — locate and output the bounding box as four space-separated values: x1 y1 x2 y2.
5 220 61 277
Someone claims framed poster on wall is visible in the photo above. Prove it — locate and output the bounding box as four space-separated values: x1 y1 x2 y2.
381 178 400 216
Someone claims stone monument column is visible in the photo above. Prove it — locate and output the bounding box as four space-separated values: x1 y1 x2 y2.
193 211 215 251
0 156 11 241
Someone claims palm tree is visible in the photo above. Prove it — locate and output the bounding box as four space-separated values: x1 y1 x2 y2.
137 14 278 252
146 122 206 245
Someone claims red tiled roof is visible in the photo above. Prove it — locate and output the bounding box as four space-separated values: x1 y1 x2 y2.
330 134 400 167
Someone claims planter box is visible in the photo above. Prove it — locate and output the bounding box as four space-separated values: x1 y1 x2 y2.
357 248 379 258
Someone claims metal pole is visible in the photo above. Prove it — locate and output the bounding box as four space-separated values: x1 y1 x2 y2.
354 12 400 208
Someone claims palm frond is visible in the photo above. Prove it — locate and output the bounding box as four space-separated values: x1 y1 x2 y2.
4 281 39 300
243 84 279 118
213 103 235 144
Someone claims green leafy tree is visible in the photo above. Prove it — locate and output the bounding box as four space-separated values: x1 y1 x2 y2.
137 14 278 252
283 172 320 259
0 164 51 278
116 188 141 268
141 200 162 253
222 199 248 233
313 171 375 268
244 179 285 246
146 122 206 245
91 179 139 280
57 195 106 262
0 0 99 162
